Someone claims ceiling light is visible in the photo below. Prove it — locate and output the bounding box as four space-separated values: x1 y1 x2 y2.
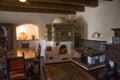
19 0 27 3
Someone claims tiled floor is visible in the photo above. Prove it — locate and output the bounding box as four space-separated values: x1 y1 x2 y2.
1 57 120 80
41 57 120 80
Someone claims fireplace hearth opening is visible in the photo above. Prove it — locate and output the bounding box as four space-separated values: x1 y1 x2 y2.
59 45 67 54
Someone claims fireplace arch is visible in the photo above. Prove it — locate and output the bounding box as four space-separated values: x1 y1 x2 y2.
59 44 67 54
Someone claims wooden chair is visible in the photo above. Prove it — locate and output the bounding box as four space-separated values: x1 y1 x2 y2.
21 42 29 48
6 52 26 80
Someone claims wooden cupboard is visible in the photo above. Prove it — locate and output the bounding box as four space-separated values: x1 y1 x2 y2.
111 28 120 37
105 44 120 64
105 28 120 72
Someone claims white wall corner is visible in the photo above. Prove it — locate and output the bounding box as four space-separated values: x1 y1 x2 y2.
68 14 76 21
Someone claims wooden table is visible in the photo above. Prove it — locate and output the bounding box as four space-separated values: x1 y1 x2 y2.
7 48 36 60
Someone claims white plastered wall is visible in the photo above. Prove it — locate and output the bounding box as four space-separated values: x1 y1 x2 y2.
0 11 68 56
76 0 120 43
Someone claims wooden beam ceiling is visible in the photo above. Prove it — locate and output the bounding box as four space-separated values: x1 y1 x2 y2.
0 1 85 12
0 5 76 14
30 0 98 7
0 0 99 14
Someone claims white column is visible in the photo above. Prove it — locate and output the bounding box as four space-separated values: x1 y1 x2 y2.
88 56 95 64
99 55 105 62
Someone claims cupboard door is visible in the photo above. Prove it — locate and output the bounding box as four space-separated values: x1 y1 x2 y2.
106 44 120 64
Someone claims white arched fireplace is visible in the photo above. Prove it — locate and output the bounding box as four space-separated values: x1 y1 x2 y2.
44 41 73 63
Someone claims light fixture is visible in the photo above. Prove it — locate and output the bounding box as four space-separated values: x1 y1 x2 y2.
19 0 27 3
52 17 68 24
92 32 102 38
16 24 39 40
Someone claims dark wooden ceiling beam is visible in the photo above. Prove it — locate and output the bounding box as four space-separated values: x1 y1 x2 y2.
0 5 76 14
30 2 85 12
30 0 98 7
0 1 84 12
0 0 99 14
0 0 85 13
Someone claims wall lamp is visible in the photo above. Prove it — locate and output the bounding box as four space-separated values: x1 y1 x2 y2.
92 32 102 38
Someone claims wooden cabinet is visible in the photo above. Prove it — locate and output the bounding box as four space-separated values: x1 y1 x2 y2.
105 28 120 73
0 23 13 51
105 44 120 64
106 28 120 63
111 28 120 37
111 28 120 44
